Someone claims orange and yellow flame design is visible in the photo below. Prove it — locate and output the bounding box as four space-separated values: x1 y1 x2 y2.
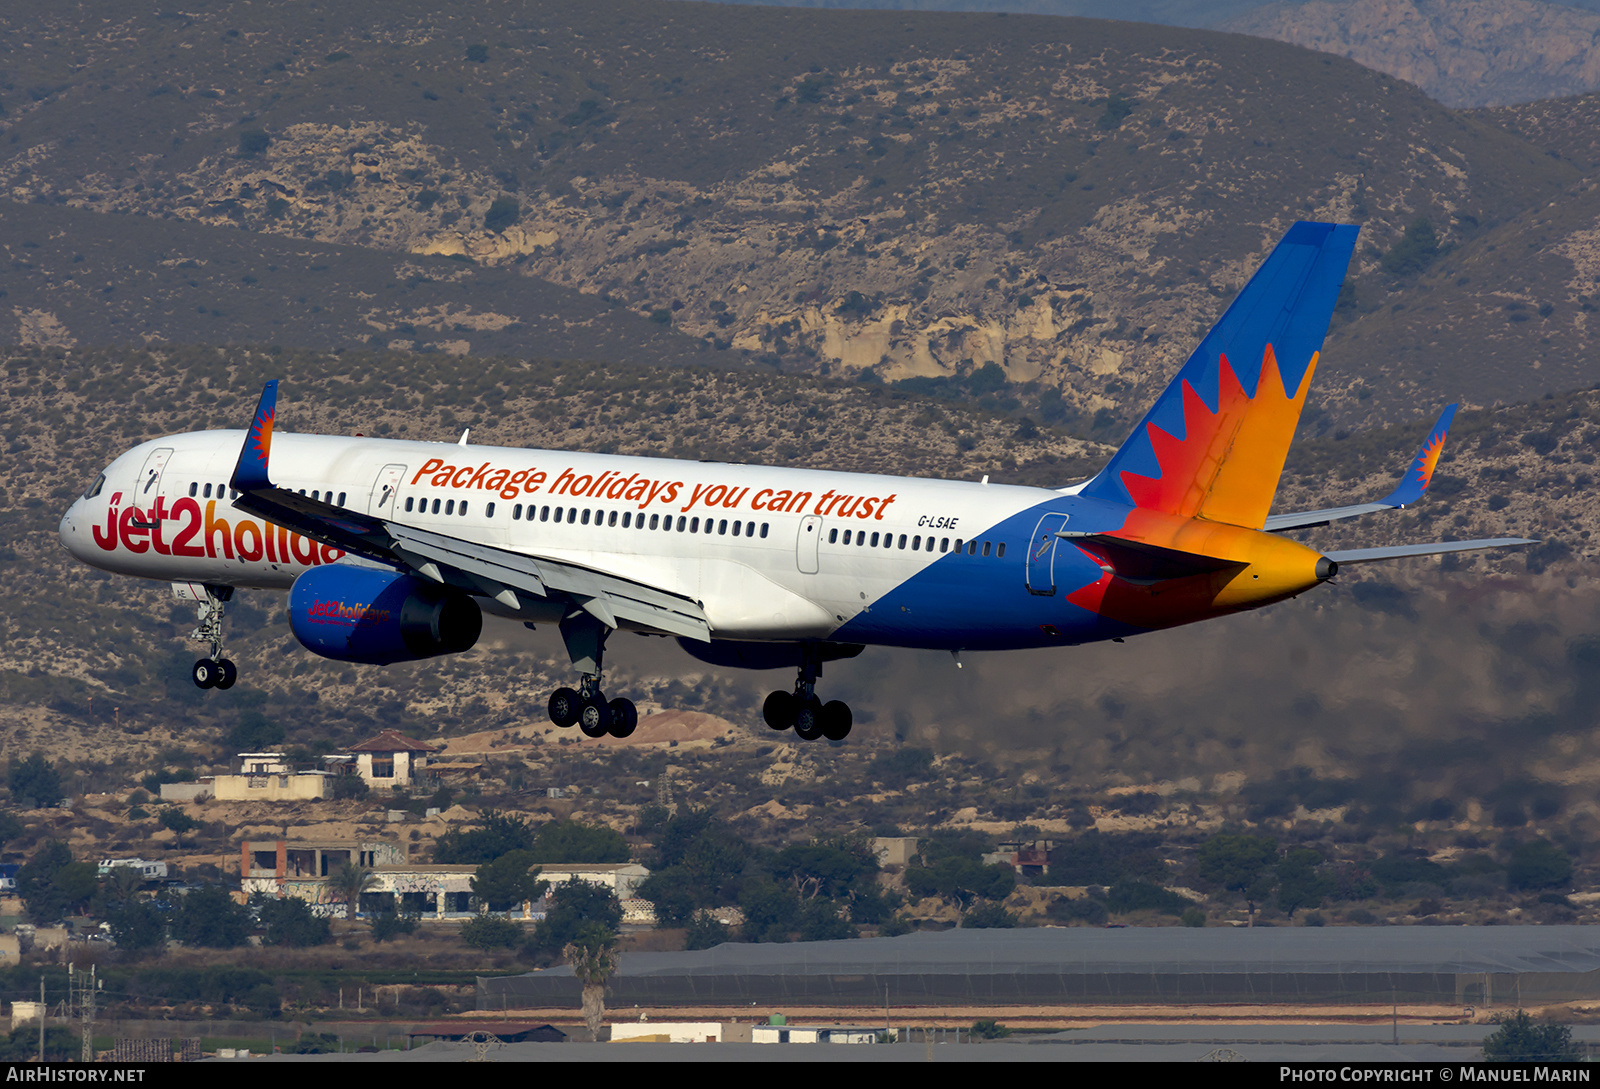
1118 344 1316 531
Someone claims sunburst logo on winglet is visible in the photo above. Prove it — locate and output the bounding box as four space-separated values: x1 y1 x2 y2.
1116 344 1316 529
250 404 275 466
1411 425 1446 492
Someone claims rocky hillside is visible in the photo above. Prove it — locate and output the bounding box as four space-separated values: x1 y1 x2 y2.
1 0 1593 435
1221 0 1600 108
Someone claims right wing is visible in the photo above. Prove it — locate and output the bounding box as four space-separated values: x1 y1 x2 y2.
228 381 711 641
1265 404 1457 532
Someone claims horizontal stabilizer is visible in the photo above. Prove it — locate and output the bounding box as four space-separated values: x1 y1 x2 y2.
1058 531 1244 581
1322 538 1535 566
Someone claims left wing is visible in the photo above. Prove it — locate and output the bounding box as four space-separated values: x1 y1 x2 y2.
1265 404 1457 532
227 381 711 641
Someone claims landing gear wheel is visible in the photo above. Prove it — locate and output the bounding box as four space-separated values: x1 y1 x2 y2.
215 659 238 690
548 687 580 728
578 696 613 738
607 698 638 739
191 659 218 690
793 697 825 741
820 700 852 741
763 691 796 731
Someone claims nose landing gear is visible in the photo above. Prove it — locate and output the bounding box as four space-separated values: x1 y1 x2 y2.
178 583 238 690
763 644 852 741
546 611 637 739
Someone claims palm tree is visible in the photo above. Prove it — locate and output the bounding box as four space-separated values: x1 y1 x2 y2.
564 922 620 1039
328 863 377 922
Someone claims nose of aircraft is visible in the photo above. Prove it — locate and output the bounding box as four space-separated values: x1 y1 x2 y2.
58 498 86 560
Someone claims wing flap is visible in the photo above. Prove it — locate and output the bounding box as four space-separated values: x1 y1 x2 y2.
388 524 710 641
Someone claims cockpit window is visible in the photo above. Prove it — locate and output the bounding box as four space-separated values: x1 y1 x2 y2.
84 474 106 500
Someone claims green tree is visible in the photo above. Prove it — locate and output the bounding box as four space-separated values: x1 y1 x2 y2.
257 896 331 947
1197 833 1278 923
470 850 548 913
460 915 522 949
328 863 377 921
9 753 63 807
904 855 1015 910
529 819 630 864
16 841 96 923
1482 1011 1579 1061
1275 848 1332 919
159 808 200 836
528 880 621 962
1507 840 1574 891
171 885 251 948
1381 217 1440 278
370 911 419 943
684 911 731 951
566 921 620 1039
434 811 534 864
739 878 799 943
104 898 167 954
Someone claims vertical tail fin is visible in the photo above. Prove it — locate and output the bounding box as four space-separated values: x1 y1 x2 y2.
1080 222 1358 529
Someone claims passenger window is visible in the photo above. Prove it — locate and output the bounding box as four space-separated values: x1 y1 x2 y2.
828 528 838 544
748 522 756 537
581 509 591 526
689 517 699 533
445 500 455 515
568 508 578 524
540 505 549 522
940 538 949 552
338 492 347 506
898 534 908 549
431 499 440 514
842 529 851 545
997 543 1006 558
461 501 469 516
760 523 769 538
649 513 659 530
405 497 414 512
677 516 687 532
623 512 632 528
513 504 522 520
609 511 618 527
983 541 991 557
870 532 880 547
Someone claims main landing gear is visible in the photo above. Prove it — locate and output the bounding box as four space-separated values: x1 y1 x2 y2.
177 583 238 690
546 611 637 739
763 644 852 742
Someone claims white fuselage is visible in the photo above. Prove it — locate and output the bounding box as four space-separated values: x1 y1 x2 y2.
60 430 1096 650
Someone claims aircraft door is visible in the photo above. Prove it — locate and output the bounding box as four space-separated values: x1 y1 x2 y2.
796 515 822 574
1026 513 1072 595
136 448 174 501
368 464 407 517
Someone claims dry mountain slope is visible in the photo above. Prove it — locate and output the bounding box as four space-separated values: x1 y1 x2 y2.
1221 0 1600 108
0 0 1585 431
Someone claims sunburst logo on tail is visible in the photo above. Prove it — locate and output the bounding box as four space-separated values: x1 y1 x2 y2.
1117 344 1315 529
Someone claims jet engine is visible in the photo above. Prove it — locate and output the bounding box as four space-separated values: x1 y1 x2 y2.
288 565 482 665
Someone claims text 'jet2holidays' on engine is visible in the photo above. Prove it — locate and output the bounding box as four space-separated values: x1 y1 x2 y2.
58 222 1532 742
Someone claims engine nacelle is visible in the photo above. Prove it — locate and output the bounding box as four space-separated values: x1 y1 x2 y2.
289 565 482 665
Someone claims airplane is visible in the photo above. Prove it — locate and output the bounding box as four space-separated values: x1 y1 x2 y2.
57 221 1532 742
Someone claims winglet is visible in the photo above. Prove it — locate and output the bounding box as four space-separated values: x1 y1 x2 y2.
1379 403 1457 507
230 379 279 492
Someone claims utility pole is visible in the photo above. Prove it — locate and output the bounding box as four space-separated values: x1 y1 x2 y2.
69 963 99 1062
